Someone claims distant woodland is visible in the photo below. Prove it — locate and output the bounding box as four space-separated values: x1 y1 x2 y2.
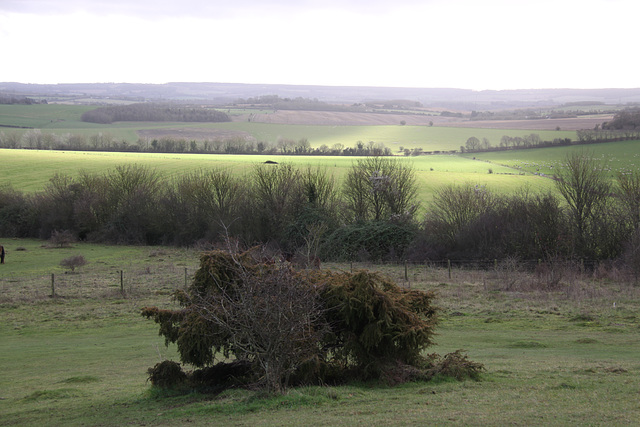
0 94 46 105
80 103 231 124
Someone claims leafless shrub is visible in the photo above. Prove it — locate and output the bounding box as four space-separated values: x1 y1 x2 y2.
49 230 75 248
490 257 523 291
533 259 565 290
192 252 329 393
554 151 611 255
60 255 88 272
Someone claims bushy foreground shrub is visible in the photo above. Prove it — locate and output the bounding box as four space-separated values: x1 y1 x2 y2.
142 247 481 393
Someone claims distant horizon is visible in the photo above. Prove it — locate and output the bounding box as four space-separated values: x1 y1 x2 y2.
3 81 640 92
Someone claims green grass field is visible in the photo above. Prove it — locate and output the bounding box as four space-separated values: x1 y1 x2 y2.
0 104 575 151
469 140 640 178
1 239 639 425
0 149 555 204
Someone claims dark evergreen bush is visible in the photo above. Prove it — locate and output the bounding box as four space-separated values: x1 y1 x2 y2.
147 360 187 389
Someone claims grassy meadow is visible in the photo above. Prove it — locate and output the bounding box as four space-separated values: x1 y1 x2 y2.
1 239 639 425
0 148 555 204
470 139 640 177
0 103 575 152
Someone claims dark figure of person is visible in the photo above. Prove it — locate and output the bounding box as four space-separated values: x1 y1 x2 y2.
0 245 4 264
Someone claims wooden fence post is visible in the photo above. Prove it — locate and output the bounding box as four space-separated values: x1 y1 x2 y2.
447 259 451 279
51 273 55 297
184 267 188 288
120 270 124 295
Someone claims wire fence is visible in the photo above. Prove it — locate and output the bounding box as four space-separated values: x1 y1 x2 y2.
1 257 633 303
0 265 198 303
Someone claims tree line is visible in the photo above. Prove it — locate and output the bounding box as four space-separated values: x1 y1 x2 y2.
80 103 231 124
461 130 640 154
462 109 640 154
2 154 640 270
0 94 47 105
0 130 392 156
233 94 367 112
460 134 574 153
602 108 640 130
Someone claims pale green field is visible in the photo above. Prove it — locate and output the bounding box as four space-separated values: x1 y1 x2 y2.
199 122 572 152
0 149 555 203
0 104 575 151
1 240 638 425
470 140 640 177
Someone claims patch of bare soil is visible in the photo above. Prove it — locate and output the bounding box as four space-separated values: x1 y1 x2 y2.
137 128 255 141
234 110 613 131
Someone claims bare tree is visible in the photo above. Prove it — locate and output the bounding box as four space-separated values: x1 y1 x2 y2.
554 151 611 254
465 136 480 151
427 183 494 243
192 252 328 393
49 229 76 248
343 157 419 222
616 169 640 228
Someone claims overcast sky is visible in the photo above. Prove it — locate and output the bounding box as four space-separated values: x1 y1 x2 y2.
1 0 637 90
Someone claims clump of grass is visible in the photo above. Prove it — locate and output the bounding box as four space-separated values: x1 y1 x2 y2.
570 313 596 322
602 366 628 374
22 389 85 401
575 338 599 344
425 350 485 381
60 376 101 384
554 382 577 390
508 340 548 349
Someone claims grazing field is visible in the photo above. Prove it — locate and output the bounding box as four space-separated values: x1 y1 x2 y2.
470 139 640 178
0 149 555 203
241 108 612 131
0 103 577 152
1 239 639 425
